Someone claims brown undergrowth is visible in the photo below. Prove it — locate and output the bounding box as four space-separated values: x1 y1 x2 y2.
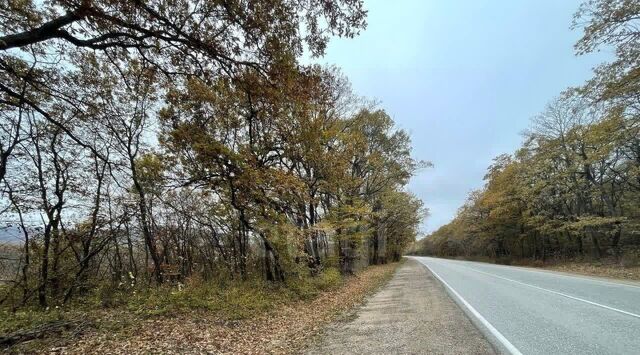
2 262 400 354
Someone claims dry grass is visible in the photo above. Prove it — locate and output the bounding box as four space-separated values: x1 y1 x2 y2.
5 262 400 354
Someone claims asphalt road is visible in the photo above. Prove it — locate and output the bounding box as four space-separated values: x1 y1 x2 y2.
413 257 640 355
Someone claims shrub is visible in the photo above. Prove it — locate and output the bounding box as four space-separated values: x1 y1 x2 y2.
314 267 342 291
620 251 639 268
285 267 343 300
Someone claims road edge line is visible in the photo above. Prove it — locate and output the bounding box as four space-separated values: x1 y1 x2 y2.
415 258 523 355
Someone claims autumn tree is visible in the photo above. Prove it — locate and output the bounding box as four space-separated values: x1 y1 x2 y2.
0 1 427 312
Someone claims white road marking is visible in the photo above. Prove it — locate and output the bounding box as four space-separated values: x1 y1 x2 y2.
456 264 640 320
419 260 524 355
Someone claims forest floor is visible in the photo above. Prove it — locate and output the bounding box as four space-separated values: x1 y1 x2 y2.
1 263 399 354
304 259 495 355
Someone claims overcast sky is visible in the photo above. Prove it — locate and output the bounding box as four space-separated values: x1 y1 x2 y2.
314 0 609 235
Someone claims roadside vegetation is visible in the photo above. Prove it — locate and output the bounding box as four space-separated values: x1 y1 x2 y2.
414 0 640 272
0 0 425 349
1 262 400 353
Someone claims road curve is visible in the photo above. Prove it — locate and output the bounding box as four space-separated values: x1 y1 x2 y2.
412 256 640 355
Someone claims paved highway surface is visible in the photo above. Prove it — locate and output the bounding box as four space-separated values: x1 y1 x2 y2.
413 257 640 355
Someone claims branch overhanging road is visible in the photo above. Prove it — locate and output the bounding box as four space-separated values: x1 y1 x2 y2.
412 256 640 355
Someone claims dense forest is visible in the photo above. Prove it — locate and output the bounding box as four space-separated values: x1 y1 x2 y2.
415 0 640 265
0 0 426 310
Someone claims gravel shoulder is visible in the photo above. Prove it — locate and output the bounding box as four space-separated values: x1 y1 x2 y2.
304 259 495 355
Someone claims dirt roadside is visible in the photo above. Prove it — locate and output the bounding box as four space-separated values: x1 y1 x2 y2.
304 259 495 355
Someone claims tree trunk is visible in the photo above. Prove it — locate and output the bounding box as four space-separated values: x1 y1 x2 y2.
131 161 163 284
38 224 51 307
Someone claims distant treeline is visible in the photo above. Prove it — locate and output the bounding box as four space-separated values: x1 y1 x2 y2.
0 1 425 309
414 0 640 265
